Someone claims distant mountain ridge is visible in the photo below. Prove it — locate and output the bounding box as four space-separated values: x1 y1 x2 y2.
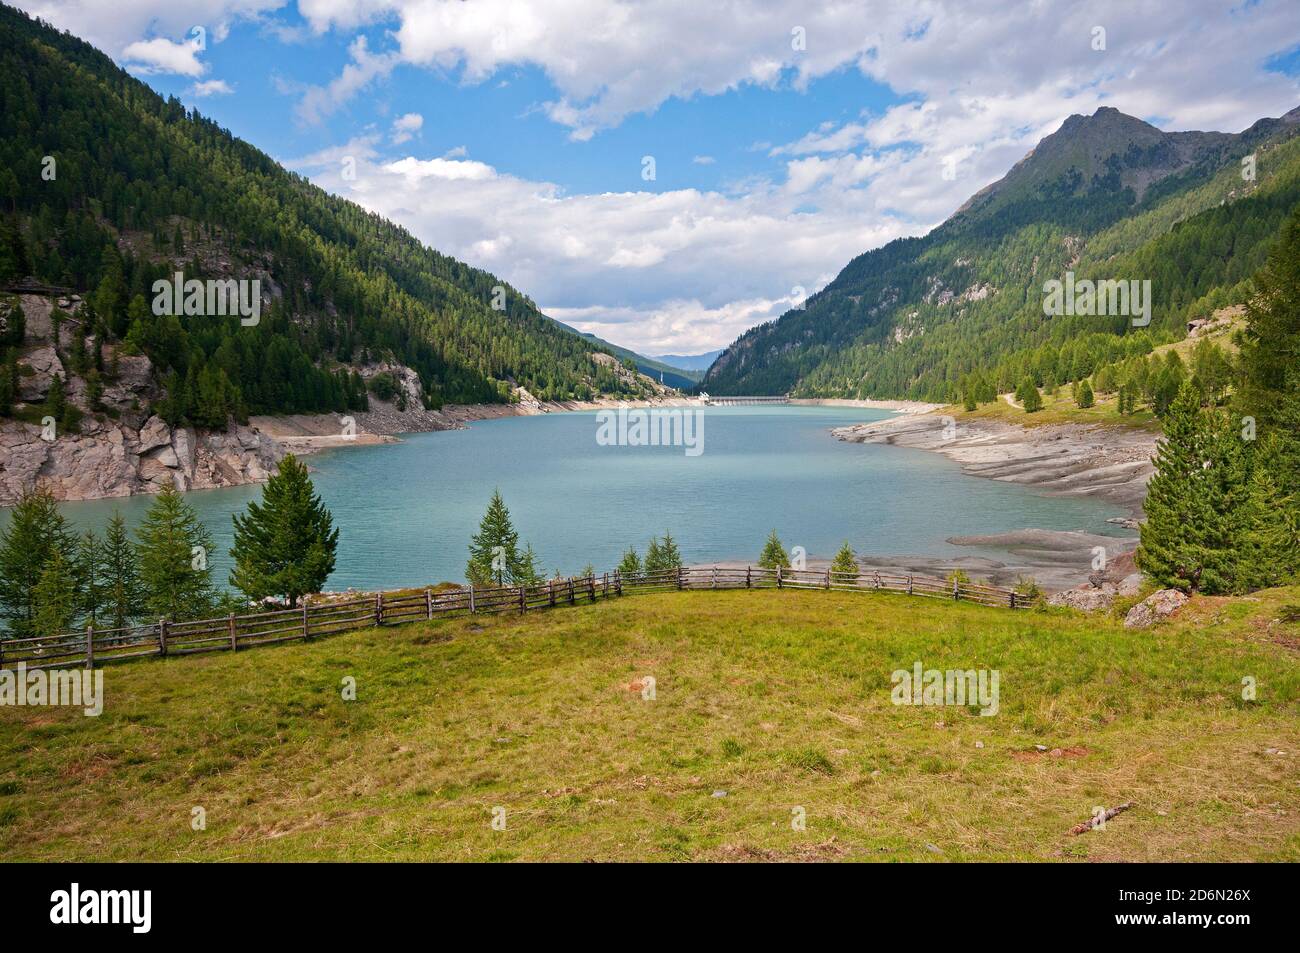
703 104 1300 400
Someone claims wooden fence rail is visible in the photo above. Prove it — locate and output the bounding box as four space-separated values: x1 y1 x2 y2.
0 566 1036 672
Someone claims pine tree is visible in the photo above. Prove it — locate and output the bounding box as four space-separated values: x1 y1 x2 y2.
102 511 142 630
1136 382 1240 593
1076 378 1094 409
831 542 859 579
657 532 682 569
32 550 78 636
643 536 666 572
0 487 75 637
1237 437 1300 589
230 454 339 607
1237 206 1300 427
135 484 217 621
516 543 544 587
758 530 791 570
74 529 104 627
1016 377 1043 412
617 546 642 576
466 489 519 586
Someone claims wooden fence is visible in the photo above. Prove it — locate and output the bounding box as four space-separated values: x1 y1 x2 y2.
0 565 1035 672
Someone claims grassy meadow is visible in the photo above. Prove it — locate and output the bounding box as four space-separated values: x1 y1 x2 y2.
2 587 1298 862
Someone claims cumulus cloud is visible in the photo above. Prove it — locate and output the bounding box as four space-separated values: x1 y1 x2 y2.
189 78 234 96
390 111 424 144
122 36 207 76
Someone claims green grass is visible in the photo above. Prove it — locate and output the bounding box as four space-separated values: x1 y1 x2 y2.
952 389 1160 430
2 587 1298 862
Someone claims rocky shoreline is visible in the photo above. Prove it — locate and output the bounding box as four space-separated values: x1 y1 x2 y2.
829 411 1160 591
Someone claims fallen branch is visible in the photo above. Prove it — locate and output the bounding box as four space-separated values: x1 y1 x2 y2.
1069 801 1135 835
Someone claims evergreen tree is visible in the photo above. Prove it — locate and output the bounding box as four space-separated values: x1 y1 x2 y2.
0 487 75 637
831 542 859 579
516 544 544 587
1237 437 1300 589
102 511 142 630
1076 378 1094 409
1136 382 1241 593
1237 206 1300 427
230 454 339 607
656 531 682 570
466 489 519 586
643 536 666 573
1016 377 1043 412
74 529 104 627
32 550 78 636
135 484 217 621
758 530 791 570
617 546 642 576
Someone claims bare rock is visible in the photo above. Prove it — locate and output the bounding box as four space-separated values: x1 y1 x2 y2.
1048 584 1118 612
17 345 63 402
136 415 171 454
1123 589 1189 628
1117 573 1145 596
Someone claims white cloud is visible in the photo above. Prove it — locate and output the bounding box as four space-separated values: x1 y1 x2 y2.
692 155 716 165
296 35 397 124
122 37 206 76
390 111 424 144
292 144 900 353
189 78 234 96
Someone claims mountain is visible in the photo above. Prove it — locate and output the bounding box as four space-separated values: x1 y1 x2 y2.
0 2 657 436
703 104 1300 400
651 349 722 372
549 320 702 388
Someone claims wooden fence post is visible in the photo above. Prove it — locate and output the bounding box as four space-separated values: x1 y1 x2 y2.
568 577 575 604
302 603 310 641
777 566 783 589
85 624 94 670
907 574 913 596
158 618 168 657
603 573 609 598
952 578 960 600
549 581 556 607
228 613 237 651
825 569 831 589
376 591 384 625
614 571 622 596
746 566 751 588
1009 591 1016 609
677 566 684 590
426 588 433 620
519 586 526 613
469 584 476 614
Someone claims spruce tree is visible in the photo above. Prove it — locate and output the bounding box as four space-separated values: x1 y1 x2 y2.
0 487 75 637
831 542 859 579
1237 437 1300 589
74 528 104 627
102 511 142 630
658 532 682 569
758 530 791 570
230 454 339 607
643 536 666 572
466 489 519 586
33 550 78 636
135 484 217 621
1076 378 1094 409
617 546 642 576
1016 377 1043 412
1136 382 1239 593
1237 206 1300 427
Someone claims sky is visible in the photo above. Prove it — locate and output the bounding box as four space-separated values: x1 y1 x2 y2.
15 1 1300 357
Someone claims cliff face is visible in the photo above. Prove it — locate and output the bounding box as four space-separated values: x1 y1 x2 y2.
0 414 283 506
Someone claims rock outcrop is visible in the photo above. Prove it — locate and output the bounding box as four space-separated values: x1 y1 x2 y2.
1123 589 1189 628
0 414 283 505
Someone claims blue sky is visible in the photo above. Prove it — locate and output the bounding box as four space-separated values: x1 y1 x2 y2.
18 1 1300 355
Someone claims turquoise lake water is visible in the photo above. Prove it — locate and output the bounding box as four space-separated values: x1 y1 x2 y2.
22 406 1130 591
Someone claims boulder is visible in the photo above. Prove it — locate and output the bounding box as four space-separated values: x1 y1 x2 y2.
1047 584 1117 612
136 415 171 454
1117 573 1145 597
1123 589 1189 628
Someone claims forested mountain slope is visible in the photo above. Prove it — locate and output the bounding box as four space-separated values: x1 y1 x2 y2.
703 105 1300 400
0 2 652 432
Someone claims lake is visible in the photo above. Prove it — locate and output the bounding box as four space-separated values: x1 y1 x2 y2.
25 405 1130 591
